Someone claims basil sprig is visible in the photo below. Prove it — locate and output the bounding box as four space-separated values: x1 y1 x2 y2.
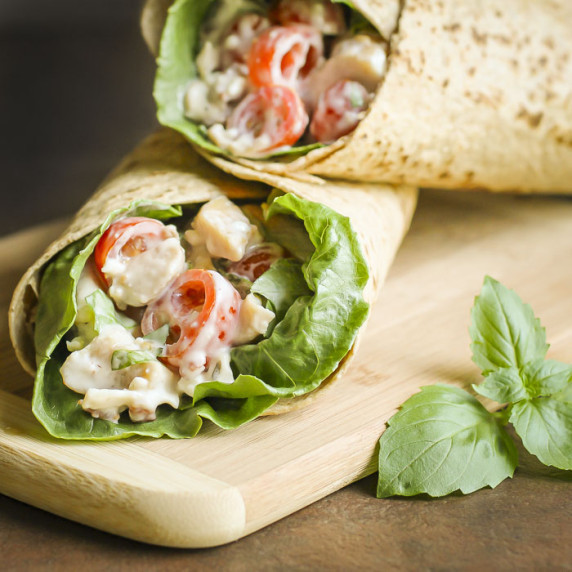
377 276 572 498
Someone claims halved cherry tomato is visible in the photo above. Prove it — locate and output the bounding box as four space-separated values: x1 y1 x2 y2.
310 79 370 143
94 217 169 286
248 25 323 89
227 85 309 153
141 270 241 370
270 0 346 35
228 243 285 282
221 13 271 68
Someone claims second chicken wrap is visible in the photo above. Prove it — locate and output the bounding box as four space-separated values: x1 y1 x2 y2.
144 0 572 192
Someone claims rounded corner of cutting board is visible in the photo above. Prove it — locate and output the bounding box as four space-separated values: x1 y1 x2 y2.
113 480 247 548
0 391 247 549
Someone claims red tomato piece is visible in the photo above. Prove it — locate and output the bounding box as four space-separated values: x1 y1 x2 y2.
228 243 285 282
270 0 346 35
227 85 309 153
248 25 323 89
141 269 241 370
310 79 370 143
94 217 169 286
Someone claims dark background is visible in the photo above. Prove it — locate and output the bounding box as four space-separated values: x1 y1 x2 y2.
0 1 157 236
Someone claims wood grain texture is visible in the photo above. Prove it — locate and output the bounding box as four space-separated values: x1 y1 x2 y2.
1 189 572 548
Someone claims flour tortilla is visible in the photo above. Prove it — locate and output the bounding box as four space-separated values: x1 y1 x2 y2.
9 129 417 415
142 0 572 193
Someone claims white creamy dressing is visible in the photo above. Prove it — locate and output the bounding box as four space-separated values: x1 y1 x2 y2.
304 1 344 35
184 0 266 126
61 324 180 423
200 0 263 46
221 13 270 67
103 224 185 310
306 35 387 105
277 0 346 35
208 123 275 158
184 79 232 126
185 196 261 262
322 81 371 138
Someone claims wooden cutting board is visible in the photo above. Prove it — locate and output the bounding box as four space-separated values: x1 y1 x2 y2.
1 189 571 548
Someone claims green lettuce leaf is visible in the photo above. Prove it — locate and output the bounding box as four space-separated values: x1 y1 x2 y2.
251 258 311 321
470 276 548 375
193 375 280 430
377 385 518 498
154 0 326 159
229 193 369 396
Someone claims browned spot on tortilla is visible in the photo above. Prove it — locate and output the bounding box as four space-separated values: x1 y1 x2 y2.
469 92 499 108
443 23 461 32
467 67 476 76
401 55 419 75
442 78 449 88
543 37 555 50
439 171 449 179
545 90 557 103
490 34 511 45
472 28 488 45
401 155 409 164
555 134 572 147
465 171 475 182
516 107 543 128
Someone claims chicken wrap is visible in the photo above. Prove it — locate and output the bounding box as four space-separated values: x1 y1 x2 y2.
144 0 572 192
9 129 417 440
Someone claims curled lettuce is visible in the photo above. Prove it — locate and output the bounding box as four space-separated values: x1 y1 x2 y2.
33 195 368 440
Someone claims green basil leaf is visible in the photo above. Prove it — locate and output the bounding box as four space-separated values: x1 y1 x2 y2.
143 324 170 345
521 359 572 398
510 393 572 470
111 349 161 371
473 367 527 404
470 276 548 374
377 385 518 498
87 289 137 335
474 360 572 405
